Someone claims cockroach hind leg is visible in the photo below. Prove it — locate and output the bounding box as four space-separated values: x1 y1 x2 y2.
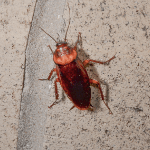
89 79 113 114
102 100 113 114
108 109 113 114
48 103 55 109
69 105 75 111
48 100 61 109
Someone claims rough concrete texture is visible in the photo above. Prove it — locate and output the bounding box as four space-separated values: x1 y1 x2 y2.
0 0 36 150
17 0 66 149
41 1 150 149
1 0 150 150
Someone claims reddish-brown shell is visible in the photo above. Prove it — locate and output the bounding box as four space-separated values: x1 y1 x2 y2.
56 57 91 110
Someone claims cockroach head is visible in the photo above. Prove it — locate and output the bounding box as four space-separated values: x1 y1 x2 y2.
56 41 68 47
53 41 77 65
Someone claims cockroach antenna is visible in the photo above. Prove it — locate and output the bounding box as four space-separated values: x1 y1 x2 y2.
39 27 58 44
64 3 71 41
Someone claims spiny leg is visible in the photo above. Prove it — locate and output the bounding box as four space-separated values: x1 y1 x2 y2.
89 79 113 114
48 78 61 108
39 68 56 81
83 55 115 66
69 105 75 111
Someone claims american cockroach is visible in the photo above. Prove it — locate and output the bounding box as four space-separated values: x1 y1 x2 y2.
39 4 115 114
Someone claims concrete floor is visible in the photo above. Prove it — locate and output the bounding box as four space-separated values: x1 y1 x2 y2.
1 0 150 150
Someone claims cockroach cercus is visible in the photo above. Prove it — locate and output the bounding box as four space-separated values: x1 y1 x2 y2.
39 5 115 114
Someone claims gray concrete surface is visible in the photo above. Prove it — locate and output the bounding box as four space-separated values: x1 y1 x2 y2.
1 0 150 150
17 0 66 149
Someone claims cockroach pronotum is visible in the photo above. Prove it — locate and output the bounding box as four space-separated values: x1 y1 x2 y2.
39 4 115 114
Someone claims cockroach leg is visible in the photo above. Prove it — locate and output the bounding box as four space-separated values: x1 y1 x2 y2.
48 100 61 108
39 68 56 81
83 55 115 66
47 45 54 54
48 78 60 108
54 78 59 100
69 105 75 111
89 79 113 114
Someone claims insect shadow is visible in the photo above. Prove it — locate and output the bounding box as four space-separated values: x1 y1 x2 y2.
75 34 111 112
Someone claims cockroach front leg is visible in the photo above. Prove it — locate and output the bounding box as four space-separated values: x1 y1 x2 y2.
89 79 113 114
83 55 115 66
39 68 56 81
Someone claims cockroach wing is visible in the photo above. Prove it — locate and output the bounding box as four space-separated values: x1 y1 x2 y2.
56 57 91 110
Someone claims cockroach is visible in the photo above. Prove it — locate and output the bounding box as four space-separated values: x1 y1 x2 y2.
39 4 115 114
